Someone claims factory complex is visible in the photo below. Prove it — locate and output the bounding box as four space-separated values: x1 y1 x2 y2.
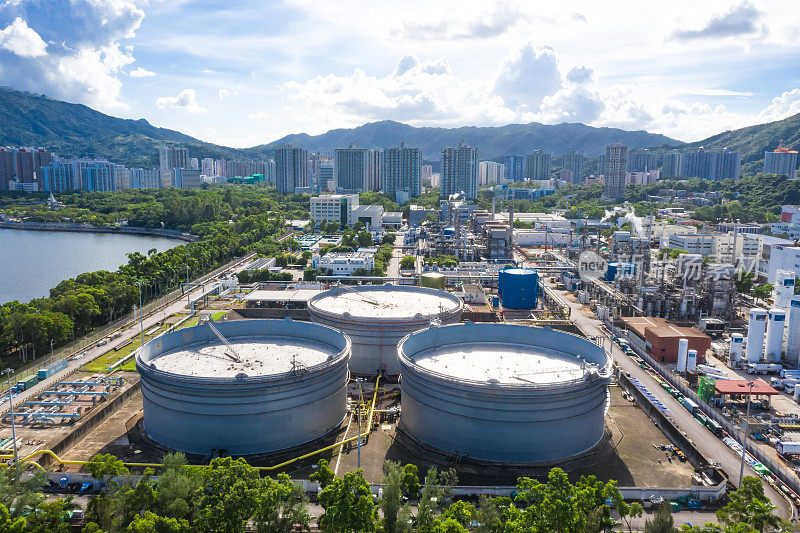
10 199 800 520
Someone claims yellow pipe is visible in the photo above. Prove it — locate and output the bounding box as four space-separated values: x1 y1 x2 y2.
256 374 381 471
0 375 383 474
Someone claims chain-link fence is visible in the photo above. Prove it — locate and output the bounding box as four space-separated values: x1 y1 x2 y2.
1 252 255 394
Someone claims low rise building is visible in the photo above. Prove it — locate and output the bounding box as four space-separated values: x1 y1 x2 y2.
312 251 375 275
622 316 711 363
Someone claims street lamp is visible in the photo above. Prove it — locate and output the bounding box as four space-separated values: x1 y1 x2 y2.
738 380 755 487
355 378 365 470
3 368 20 475
136 281 144 347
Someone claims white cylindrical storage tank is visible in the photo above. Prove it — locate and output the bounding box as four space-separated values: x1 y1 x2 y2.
136 319 350 456
398 323 613 464
765 308 786 363
794 384 800 402
687 349 698 373
774 270 796 310
677 338 689 373
309 284 462 376
729 334 744 365
787 296 800 363
746 308 767 363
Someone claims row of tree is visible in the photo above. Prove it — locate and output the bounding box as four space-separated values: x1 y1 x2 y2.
0 187 309 360
0 454 789 533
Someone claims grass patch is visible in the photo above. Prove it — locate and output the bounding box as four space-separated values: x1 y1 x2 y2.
80 323 169 373
177 310 228 330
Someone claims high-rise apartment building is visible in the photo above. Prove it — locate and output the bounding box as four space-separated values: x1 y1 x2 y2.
383 143 421 198
441 142 478 199
525 150 551 180
367 149 383 192
275 145 308 193
422 164 433 183
335 145 369 191
113 164 129 190
627 149 658 172
478 161 505 185
505 155 526 181
662 150 681 177
0 147 52 190
171 168 202 189
677 148 741 180
159 143 189 187
560 150 584 185
82 161 116 192
129 168 162 189
603 143 628 199
201 158 216 177
764 146 798 179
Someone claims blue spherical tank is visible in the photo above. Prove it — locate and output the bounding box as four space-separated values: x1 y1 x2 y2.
498 268 538 309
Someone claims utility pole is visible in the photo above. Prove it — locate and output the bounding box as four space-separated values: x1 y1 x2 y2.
3 369 20 476
186 265 191 309
739 380 754 487
137 282 145 347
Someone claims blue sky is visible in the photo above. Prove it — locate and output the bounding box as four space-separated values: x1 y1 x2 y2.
1 0 799 147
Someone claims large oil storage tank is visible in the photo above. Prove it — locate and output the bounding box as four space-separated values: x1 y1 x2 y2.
308 284 462 376
398 323 613 464
136 318 350 456
765 308 786 363
498 268 538 309
420 271 445 290
787 296 800 362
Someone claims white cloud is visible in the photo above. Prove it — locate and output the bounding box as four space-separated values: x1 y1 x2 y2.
218 88 238 99
669 2 762 41
494 44 562 110
129 66 155 77
758 89 800 122
248 111 270 120
0 17 47 57
0 1 144 110
156 89 206 113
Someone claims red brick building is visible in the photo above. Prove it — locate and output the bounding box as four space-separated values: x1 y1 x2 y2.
622 317 712 363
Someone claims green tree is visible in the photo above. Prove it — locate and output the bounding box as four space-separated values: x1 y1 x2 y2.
401 464 421 499
253 473 309 533
318 469 377 533
310 458 335 488
607 481 643 533
127 511 190 533
381 461 413 533
25 497 76 533
716 476 789 533
86 453 130 479
735 272 755 296
645 503 675 533
400 256 416 270
196 457 261 533
752 284 774 305
0 503 26 533
358 232 374 247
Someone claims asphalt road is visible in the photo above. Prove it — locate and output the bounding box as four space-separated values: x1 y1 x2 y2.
545 278 793 519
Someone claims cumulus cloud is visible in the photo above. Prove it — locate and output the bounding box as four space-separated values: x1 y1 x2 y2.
669 2 762 41
566 66 593 85
0 17 47 57
129 66 155 78
248 111 270 120
0 1 144 110
758 89 800 121
156 89 206 113
218 88 238 99
494 44 562 110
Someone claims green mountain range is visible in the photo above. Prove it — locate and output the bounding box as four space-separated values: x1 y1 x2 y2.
0 85 797 174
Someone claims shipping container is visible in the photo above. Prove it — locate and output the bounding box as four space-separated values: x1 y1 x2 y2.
37 359 68 380
681 398 699 414
15 375 38 391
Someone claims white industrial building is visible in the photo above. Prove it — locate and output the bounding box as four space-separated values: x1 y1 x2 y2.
515 229 571 246
310 194 384 229
312 251 375 275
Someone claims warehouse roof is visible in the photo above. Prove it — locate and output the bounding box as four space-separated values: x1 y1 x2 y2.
715 379 779 396
244 289 322 303
622 317 710 341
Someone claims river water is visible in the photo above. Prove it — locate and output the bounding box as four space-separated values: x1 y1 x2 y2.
0 228 182 304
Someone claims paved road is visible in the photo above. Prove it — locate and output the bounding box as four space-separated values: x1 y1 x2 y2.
386 232 404 279
537 276 794 519
1 252 257 417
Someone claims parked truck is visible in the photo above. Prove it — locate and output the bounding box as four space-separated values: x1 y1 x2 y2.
777 441 800 455
746 363 782 375
13 375 39 392
681 398 699 414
